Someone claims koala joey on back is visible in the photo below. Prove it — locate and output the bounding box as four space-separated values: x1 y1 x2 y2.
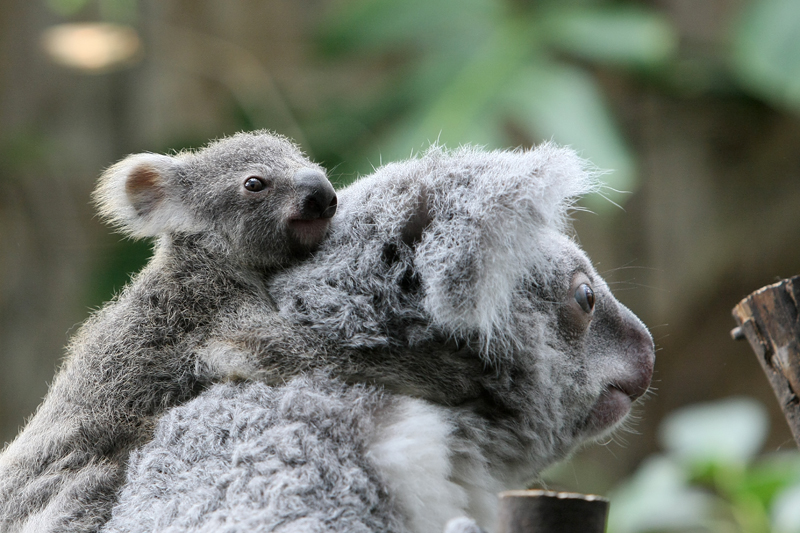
102 144 656 533
0 131 337 533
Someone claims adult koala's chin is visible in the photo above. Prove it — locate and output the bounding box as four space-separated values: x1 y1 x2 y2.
103 144 655 533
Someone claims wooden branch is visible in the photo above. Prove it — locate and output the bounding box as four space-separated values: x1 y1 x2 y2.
496 490 609 533
731 275 800 447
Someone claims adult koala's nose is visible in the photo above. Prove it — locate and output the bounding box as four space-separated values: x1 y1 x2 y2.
614 306 656 403
294 168 337 220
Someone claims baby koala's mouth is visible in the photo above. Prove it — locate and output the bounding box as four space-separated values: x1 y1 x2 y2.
288 217 332 249
288 186 337 250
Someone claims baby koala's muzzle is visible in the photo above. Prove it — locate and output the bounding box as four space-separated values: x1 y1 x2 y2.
294 168 337 220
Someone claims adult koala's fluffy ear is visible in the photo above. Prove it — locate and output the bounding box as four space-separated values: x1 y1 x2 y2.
93 153 194 238
413 144 599 347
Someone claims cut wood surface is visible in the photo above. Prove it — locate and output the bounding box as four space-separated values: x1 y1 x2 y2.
732 275 800 447
496 490 609 533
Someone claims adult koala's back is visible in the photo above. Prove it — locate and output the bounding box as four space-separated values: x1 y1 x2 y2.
105 143 655 533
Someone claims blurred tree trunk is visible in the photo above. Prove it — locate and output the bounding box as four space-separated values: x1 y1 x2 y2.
0 0 115 443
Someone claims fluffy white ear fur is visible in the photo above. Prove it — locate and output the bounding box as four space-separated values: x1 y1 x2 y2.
415 144 599 351
93 153 193 238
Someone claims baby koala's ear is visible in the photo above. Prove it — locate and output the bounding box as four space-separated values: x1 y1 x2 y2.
93 153 193 238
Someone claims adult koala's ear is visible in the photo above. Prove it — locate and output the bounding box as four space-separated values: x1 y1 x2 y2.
414 144 599 349
93 153 194 238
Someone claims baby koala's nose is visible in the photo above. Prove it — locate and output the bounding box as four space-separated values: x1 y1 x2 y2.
294 168 337 220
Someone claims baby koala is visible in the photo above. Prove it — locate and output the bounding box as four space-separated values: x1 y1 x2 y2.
0 131 337 533
102 144 656 533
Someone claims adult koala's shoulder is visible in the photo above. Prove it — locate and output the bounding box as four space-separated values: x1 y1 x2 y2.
105 144 656 533
0 131 337 533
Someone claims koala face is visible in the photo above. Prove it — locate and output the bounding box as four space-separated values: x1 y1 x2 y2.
483 231 654 478
94 131 337 269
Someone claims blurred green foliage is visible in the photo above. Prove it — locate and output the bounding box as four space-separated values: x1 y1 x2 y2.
732 0 800 114
310 0 800 207
608 398 800 533
46 0 91 17
46 0 137 22
315 0 679 204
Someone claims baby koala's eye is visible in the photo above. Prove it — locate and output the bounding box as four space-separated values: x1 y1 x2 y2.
574 283 595 314
244 176 268 192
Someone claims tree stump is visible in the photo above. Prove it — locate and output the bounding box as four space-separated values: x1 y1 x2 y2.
731 275 800 447
495 490 609 533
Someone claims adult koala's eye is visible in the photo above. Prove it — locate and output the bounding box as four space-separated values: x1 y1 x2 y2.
574 283 595 314
244 176 268 192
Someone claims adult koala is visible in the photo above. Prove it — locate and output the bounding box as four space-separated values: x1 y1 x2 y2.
101 143 655 533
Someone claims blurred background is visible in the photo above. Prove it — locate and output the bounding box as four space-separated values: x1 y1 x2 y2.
1 0 800 531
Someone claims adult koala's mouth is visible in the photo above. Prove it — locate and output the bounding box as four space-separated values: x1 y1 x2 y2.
580 303 655 438
584 386 634 435
582 373 652 437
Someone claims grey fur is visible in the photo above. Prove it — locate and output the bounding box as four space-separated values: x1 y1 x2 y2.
0 131 337 533
103 144 655 532
105 378 404 533
101 377 488 533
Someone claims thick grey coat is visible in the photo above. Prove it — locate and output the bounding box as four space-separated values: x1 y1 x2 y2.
104 378 405 533
103 144 655 532
0 131 337 533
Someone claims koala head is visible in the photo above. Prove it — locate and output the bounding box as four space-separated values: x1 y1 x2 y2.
490 229 654 477
270 144 655 479
93 131 337 269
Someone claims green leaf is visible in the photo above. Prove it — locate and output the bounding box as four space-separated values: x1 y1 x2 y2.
607 455 715 533
543 6 677 68
503 61 636 208
731 0 800 112
740 454 800 508
659 397 769 466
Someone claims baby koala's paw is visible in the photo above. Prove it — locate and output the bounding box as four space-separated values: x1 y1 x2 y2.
444 516 488 533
